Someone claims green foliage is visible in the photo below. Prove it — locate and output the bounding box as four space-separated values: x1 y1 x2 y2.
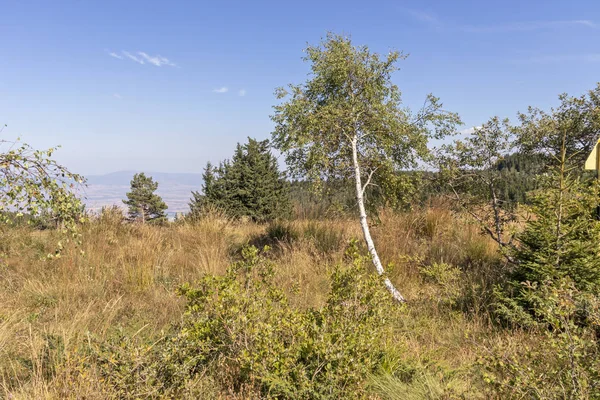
0 130 86 251
419 262 462 307
516 83 600 170
489 152 543 205
93 242 398 398
123 172 167 224
496 123 600 326
483 279 600 399
190 138 291 222
495 178 600 328
271 32 460 200
514 182 600 292
438 117 523 250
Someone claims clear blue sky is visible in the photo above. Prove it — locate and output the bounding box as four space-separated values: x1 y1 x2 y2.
1 0 599 175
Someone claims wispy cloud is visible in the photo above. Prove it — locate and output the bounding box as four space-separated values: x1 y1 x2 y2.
113 93 122 99
122 51 145 64
137 52 176 67
406 9 439 24
460 126 482 135
403 9 596 34
461 19 597 33
238 89 246 97
213 87 229 93
108 50 177 67
402 8 441 28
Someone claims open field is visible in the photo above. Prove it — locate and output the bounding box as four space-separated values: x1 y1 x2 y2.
0 206 518 399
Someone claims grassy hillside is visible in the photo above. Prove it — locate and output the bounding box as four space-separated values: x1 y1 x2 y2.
0 205 525 399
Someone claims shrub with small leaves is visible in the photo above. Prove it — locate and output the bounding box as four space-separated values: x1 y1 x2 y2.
93 241 399 398
482 279 600 399
419 262 462 307
0 131 86 252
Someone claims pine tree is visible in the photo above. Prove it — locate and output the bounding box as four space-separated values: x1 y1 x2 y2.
123 173 168 224
189 138 290 222
189 162 225 216
511 178 600 293
496 129 600 326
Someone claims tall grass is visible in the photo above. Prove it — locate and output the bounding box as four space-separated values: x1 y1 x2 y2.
0 206 511 398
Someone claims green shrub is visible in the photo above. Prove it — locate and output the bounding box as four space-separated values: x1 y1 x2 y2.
483 279 600 399
419 262 462 307
90 242 398 398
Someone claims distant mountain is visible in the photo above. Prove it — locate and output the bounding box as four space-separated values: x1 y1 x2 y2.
83 171 203 214
86 171 203 187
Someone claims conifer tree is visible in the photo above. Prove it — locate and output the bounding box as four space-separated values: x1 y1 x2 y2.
509 85 600 294
189 162 224 215
123 172 167 224
189 138 290 222
511 127 600 293
496 125 600 326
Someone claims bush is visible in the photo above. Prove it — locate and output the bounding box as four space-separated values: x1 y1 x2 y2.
90 242 399 398
483 279 600 399
419 262 462 307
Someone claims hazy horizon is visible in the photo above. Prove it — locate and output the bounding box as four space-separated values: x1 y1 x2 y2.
82 170 203 214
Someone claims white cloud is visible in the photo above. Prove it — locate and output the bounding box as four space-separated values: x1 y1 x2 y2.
213 87 229 93
403 10 596 33
238 89 246 96
122 51 145 64
109 50 178 67
137 52 176 67
460 126 482 135
113 93 122 99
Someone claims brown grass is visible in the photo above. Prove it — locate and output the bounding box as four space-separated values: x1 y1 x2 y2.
0 207 513 398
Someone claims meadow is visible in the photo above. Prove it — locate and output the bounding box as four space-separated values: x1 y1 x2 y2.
0 203 520 399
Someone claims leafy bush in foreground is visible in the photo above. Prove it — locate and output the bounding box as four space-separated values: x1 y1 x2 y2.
483 279 600 399
93 242 398 398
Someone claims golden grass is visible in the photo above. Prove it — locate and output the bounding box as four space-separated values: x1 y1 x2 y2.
0 207 511 398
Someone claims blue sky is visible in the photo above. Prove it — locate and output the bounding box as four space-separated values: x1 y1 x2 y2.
1 0 599 175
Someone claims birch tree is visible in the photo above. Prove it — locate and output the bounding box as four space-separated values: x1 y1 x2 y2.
271 33 460 302
1 125 85 250
437 117 522 260
516 83 600 170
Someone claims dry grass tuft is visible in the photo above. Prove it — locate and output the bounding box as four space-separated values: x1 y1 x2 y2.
0 207 514 398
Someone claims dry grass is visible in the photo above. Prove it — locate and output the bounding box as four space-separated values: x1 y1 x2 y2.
0 207 512 398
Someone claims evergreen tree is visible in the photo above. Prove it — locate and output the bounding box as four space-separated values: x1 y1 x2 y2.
189 138 290 222
123 173 167 224
511 178 600 294
510 86 600 294
189 162 225 215
496 128 600 326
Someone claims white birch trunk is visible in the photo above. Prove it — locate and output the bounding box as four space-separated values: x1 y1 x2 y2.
351 136 406 303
